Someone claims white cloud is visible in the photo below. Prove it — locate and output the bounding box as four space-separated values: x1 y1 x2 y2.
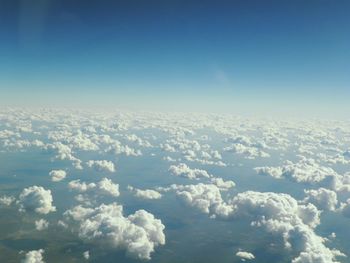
97 178 120 197
303 188 338 211
340 199 350 218
172 183 233 217
255 157 339 184
83 251 90 260
69 178 119 197
0 195 15 206
21 249 45 263
128 186 162 200
87 160 115 173
236 251 255 260
35 219 49 231
210 177 235 191
49 170 67 182
105 141 142 156
224 143 270 159
227 191 345 263
68 180 96 193
168 184 345 263
18 186 56 214
169 163 211 180
64 203 165 260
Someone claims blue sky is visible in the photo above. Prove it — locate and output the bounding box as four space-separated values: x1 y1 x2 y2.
1 0 349 116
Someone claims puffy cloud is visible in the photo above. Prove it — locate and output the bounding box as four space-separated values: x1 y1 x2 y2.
236 251 255 260
64 203 165 260
46 142 75 161
105 141 142 156
227 191 344 263
125 134 152 147
87 160 115 173
0 195 15 206
128 186 162 200
340 199 350 218
172 183 233 217
224 143 270 159
69 178 119 197
68 180 96 193
169 163 211 180
21 249 45 263
35 219 49 231
49 170 67 182
83 251 90 260
303 188 338 211
210 177 235 190
169 184 344 263
18 186 56 214
97 178 120 197
45 142 83 169
254 166 283 179
255 157 338 184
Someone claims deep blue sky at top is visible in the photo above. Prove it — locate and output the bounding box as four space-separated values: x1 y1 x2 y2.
0 0 349 116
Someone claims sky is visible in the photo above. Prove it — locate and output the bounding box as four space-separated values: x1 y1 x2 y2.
1 0 349 117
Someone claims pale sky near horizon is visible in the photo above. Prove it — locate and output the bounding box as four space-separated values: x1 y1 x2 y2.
1 0 349 117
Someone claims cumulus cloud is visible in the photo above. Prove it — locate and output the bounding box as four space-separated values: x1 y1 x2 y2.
21 249 45 263
64 203 165 260
339 198 350 218
68 178 119 197
236 251 255 261
128 186 162 200
35 219 49 231
87 160 115 173
0 195 15 206
224 143 270 159
97 178 120 197
303 188 338 211
210 177 235 190
49 170 67 182
68 180 96 193
83 251 90 260
255 157 338 184
169 163 211 180
168 184 345 263
18 186 56 214
105 141 142 156
172 183 233 216
227 191 345 263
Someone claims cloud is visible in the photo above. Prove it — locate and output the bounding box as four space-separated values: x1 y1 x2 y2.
172 183 233 216
97 178 120 197
105 141 142 156
0 195 15 206
83 251 90 260
227 191 345 263
169 163 211 180
236 251 255 261
303 188 338 211
128 186 162 200
68 178 119 197
255 157 338 184
21 249 45 263
18 186 56 214
224 143 270 159
68 180 96 193
86 160 115 173
35 219 49 231
64 203 165 260
49 170 67 182
167 183 345 263
210 177 235 191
